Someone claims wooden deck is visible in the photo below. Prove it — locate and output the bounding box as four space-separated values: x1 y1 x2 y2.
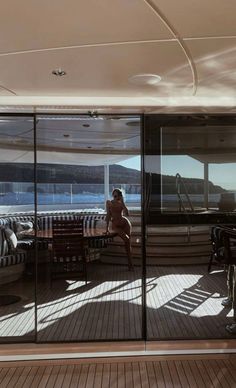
0 263 234 341
0 355 236 387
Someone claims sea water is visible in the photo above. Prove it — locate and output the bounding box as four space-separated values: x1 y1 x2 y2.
0 192 141 206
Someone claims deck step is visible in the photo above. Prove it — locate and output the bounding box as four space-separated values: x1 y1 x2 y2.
100 255 210 265
103 224 212 265
106 242 211 254
102 247 211 258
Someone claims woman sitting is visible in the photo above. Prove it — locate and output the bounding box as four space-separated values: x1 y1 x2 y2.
105 188 133 270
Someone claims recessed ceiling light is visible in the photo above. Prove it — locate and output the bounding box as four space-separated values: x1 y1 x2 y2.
126 121 139 127
88 110 99 118
128 73 161 86
83 124 90 128
52 68 66 76
63 134 70 137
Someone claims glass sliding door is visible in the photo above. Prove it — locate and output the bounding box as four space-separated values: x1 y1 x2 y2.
144 114 236 340
0 115 36 342
35 114 142 342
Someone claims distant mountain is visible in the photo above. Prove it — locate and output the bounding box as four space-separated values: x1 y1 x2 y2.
161 175 226 194
0 163 141 184
0 163 227 194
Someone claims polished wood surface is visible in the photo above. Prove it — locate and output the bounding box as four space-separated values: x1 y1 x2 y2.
51 219 87 281
0 264 234 342
34 228 116 240
0 355 236 387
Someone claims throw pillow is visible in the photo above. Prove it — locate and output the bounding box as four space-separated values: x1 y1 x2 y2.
0 228 9 256
4 228 18 251
15 221 34 238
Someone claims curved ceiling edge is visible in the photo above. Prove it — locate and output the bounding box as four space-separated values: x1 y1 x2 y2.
143 0 198 95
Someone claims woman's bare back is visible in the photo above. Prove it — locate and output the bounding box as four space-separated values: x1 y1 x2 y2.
107 200 131 236
105 191 133 269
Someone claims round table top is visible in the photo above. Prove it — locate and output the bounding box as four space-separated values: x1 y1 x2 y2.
29 228 116 240
0 295 21 306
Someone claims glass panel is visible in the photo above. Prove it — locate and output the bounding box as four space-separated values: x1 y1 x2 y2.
161 126 232 215
144 115 236 340
36 115 142 341
0 115 35 342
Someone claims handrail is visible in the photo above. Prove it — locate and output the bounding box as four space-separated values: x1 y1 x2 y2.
146 173 152 214
176 173 194 212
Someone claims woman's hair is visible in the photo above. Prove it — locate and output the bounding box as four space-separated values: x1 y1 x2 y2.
112 188 123 197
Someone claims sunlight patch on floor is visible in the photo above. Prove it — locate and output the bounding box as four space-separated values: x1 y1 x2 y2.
146 274 203 309
37 279 142 331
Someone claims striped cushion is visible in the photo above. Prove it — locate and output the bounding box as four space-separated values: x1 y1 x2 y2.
17 239 35 250
0 228 9 256
17 239 48 251
88 234 113 249
0 252 26 267
0 213 107 256
0 218 10 229
39 214 106 232
11 216 37 233
0 216 38 232
53 256 84 263
0 213 106 232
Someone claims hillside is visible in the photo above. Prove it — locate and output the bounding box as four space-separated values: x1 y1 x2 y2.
0 163 227 194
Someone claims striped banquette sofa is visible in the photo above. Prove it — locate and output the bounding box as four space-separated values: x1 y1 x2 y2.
0 211 107 285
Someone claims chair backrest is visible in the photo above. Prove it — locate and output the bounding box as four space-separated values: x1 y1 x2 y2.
219 226 236 265
210 225 236 266
211 226 225 260
52 218 84 259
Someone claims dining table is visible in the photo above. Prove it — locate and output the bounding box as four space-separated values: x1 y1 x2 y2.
0 229 117 306
34 228 117 242
35 227 117 262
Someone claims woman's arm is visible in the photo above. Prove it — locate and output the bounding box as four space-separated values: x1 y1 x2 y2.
121 197 129 216
105 200 111 232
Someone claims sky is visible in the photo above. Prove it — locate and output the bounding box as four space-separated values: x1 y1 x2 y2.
119 156 140 171
118 155 236 191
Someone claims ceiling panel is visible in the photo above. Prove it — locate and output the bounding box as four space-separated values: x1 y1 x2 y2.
0 41 192 97
0 115 140 164
1 2 235 110
186 38 236 97
154 0 236 38
0 87 15 96
0 0 173 54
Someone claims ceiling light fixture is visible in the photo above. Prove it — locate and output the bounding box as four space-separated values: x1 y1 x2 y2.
38 116 102 121
52 68 66 77
128 73 161 86
126 121 139 127
88 110 99 118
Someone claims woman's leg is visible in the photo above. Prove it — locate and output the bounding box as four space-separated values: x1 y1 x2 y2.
113 226 133 269
123 219 133 268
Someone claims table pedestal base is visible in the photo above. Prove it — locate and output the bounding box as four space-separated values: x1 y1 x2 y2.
0 295 21 306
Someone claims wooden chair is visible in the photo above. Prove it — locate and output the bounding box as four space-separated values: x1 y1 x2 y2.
50 218 87 285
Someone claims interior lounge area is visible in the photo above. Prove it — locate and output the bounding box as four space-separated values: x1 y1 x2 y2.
1 1 236 385
0 114 236 345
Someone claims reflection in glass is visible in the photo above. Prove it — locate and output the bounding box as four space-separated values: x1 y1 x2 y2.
145 116 236 340
36 115 142 341
160 126 236 213
0 116 35 342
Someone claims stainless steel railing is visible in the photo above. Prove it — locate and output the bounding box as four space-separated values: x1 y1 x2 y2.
176 173 194 213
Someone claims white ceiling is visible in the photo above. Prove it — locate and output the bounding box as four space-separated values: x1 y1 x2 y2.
0 115 140 165
0 0 235 112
